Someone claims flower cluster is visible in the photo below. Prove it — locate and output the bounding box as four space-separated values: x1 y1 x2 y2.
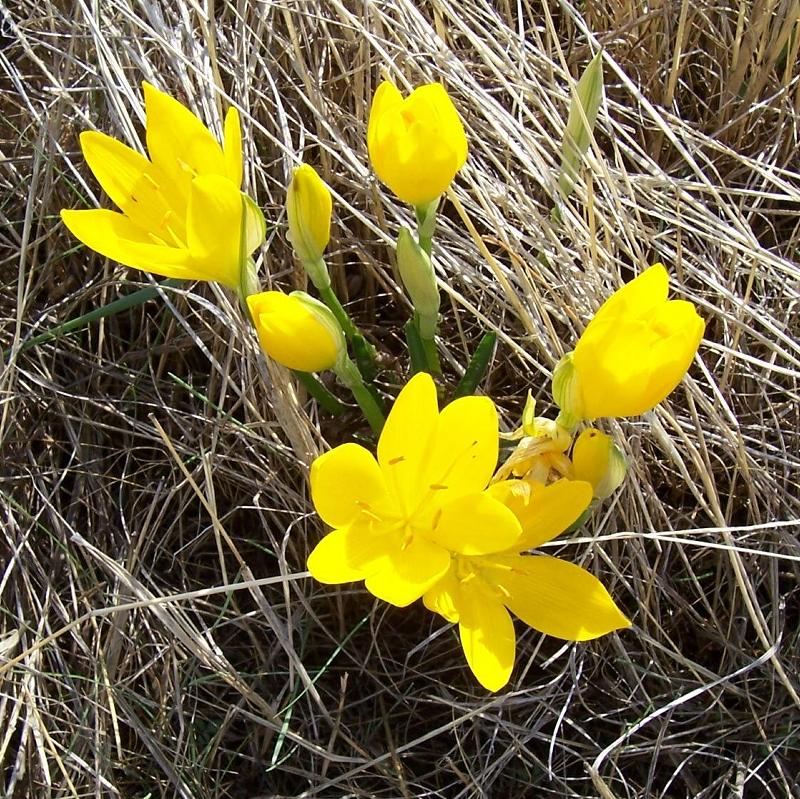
308 373 630 690
60 72 705 691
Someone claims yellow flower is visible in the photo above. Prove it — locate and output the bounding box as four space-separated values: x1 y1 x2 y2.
307 373 522 607
286 164 332 267
571 427 627 499
553 264 705 422
367 81 468 207
60 82 265 288
247 291 344 372
424 479 631 691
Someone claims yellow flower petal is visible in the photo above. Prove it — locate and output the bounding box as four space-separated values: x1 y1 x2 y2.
587 263 669 328
404 83 468 168
423 566 461 623
364 536 450 607
458 583 515 692
186 174 243 286
223 106 243 188
572 429 626 499
429 492 521 555
307 521 394 584
489 479 592 551
367 81 403 154
310 443 391 528
377 373 439 513
60 209 193 279
143 81 227 202
425 395 498 496
247 291 343 372
79 131 184 241
496 555 630 640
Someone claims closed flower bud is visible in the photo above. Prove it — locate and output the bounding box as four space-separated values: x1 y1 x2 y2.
572 428 627 499
247 290 344 373
554 264 705 421
286 164 332 285
396 227 440 337
367 81 467 207
559 50 604 197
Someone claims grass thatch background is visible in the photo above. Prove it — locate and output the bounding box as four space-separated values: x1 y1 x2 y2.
2 1 800 796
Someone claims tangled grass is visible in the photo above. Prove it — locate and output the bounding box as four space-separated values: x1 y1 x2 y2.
2 1 799 796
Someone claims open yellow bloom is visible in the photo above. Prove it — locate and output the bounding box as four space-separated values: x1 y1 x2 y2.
424 479 631 691
553 264 705 421
307 373 522 606
367 81 467 207
247 291 344 373
61 82 264 287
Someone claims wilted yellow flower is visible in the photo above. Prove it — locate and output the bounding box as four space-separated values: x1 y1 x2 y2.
307 373 522 606
571 428 627 499
424 478 630 691
61 82 264 288
367 81 467 207
247 290 344 373
553 264 704 422
286 164 332 269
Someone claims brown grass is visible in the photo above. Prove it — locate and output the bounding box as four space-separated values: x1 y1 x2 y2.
1 1 799 797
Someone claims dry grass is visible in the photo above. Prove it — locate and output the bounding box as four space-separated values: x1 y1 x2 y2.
2 0 800 796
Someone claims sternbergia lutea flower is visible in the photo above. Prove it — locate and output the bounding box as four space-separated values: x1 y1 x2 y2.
61 82 264 288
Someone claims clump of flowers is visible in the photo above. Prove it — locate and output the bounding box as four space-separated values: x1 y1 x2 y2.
59 65 705 691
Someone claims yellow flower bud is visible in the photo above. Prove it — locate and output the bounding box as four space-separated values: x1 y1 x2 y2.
247 290 344 373
572 428 627 500
286 164 332 273
554 264 705 421
396 228 440 337
367 81 468 207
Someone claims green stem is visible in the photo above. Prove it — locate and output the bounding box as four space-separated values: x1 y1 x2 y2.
415 198 439 257
293 371 346 416
404 318 428 375
416 314 441 376
453 332 497 398
317 282 378 380
336 357 385 435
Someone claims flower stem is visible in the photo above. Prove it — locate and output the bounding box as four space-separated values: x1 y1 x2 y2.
415 198 439 257
336 357 385 435
453 332 497 398
293 371 346 415
416 314 442 376
316 281 378 380
404 318 428 375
